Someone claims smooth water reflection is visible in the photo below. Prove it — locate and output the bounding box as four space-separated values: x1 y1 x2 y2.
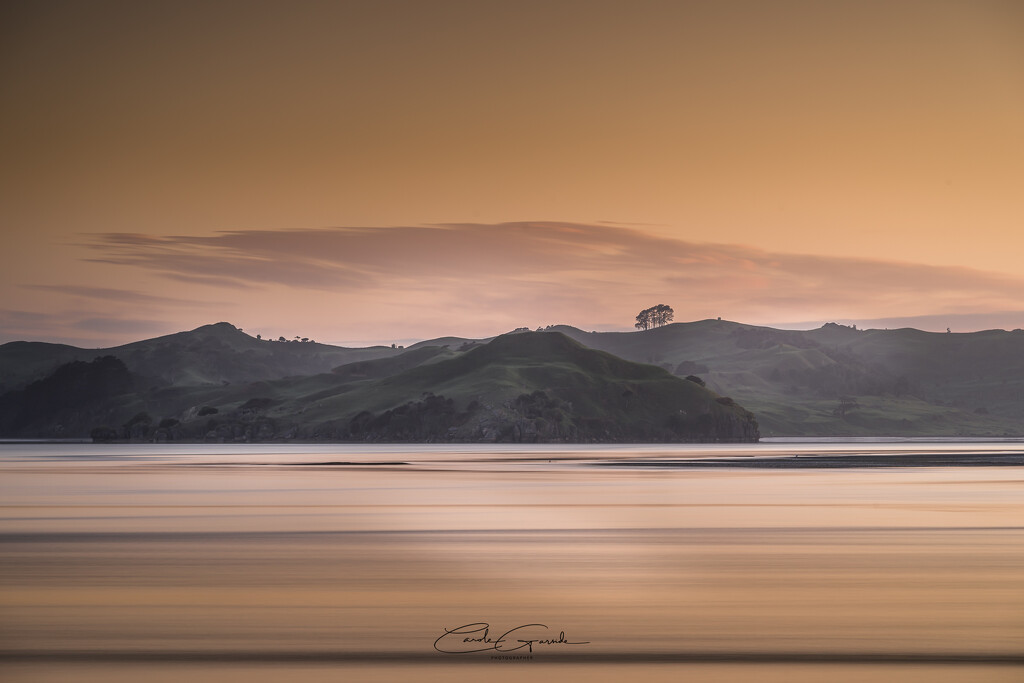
1 443 1022 682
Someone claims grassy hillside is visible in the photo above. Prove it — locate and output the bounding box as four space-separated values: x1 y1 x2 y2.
0 322 401 392
306 332 757 442
7 318 1024 438
0 331 759 443
330 345 457 381
181 332 758 443
409 320 1024 436
546 321 1024 436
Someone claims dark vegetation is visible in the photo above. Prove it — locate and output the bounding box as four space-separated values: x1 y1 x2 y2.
0 328 758 443
0 322 400 395
539 320 1024 436
0 356 141 437
635 304 674 331
324 332 758 443
5 318 1024 440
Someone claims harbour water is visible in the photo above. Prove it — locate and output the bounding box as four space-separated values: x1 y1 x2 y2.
1 441 1022 682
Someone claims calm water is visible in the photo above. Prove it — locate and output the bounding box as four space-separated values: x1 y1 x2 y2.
1 442 1022 682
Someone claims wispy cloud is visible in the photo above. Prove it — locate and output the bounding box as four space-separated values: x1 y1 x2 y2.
80 230 375 291
22 284 222 307
67 221 1024 341
80 223 696 290
81 223 1024 311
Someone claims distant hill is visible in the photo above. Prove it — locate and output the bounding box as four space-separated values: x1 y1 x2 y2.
540 321 1024 437
0 330 758 443
5 318 1024 439
318 331 759 442
400 320 1024 436
0 322 401 393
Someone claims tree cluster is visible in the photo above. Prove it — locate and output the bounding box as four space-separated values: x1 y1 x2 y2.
0 356 137 436
635 304 674 331
265 335 315 343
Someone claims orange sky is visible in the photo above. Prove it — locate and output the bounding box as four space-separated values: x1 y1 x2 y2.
2 1 1023 347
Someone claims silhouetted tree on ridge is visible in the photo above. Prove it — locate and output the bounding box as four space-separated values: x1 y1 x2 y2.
635 304 674 330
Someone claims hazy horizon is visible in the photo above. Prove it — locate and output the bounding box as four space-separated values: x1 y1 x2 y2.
3 1 1023 347
5 311 1024 352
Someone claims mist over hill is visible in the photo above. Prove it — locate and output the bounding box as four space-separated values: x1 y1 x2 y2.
537 320 1024 436
3 319 1023 440
392 320 1024 436
0 322 401 394
0 326 757 443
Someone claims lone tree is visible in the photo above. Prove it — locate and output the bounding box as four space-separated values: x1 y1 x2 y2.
635 304 674 330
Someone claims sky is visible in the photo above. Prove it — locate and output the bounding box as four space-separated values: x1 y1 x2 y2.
2 0 1023 348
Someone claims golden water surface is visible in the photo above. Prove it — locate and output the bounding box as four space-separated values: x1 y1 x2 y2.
1 442 1022 682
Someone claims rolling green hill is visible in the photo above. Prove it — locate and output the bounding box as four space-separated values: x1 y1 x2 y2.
310 331 758 442
0 322 401 393
406 320 1024 436
540 321 1024 436
6 318 1024 439
0 331 758 443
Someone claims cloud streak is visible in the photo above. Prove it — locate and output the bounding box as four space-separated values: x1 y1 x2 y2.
80 221 1024 305
80 223 675 291
23 284 222 307
8 220 1024 346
